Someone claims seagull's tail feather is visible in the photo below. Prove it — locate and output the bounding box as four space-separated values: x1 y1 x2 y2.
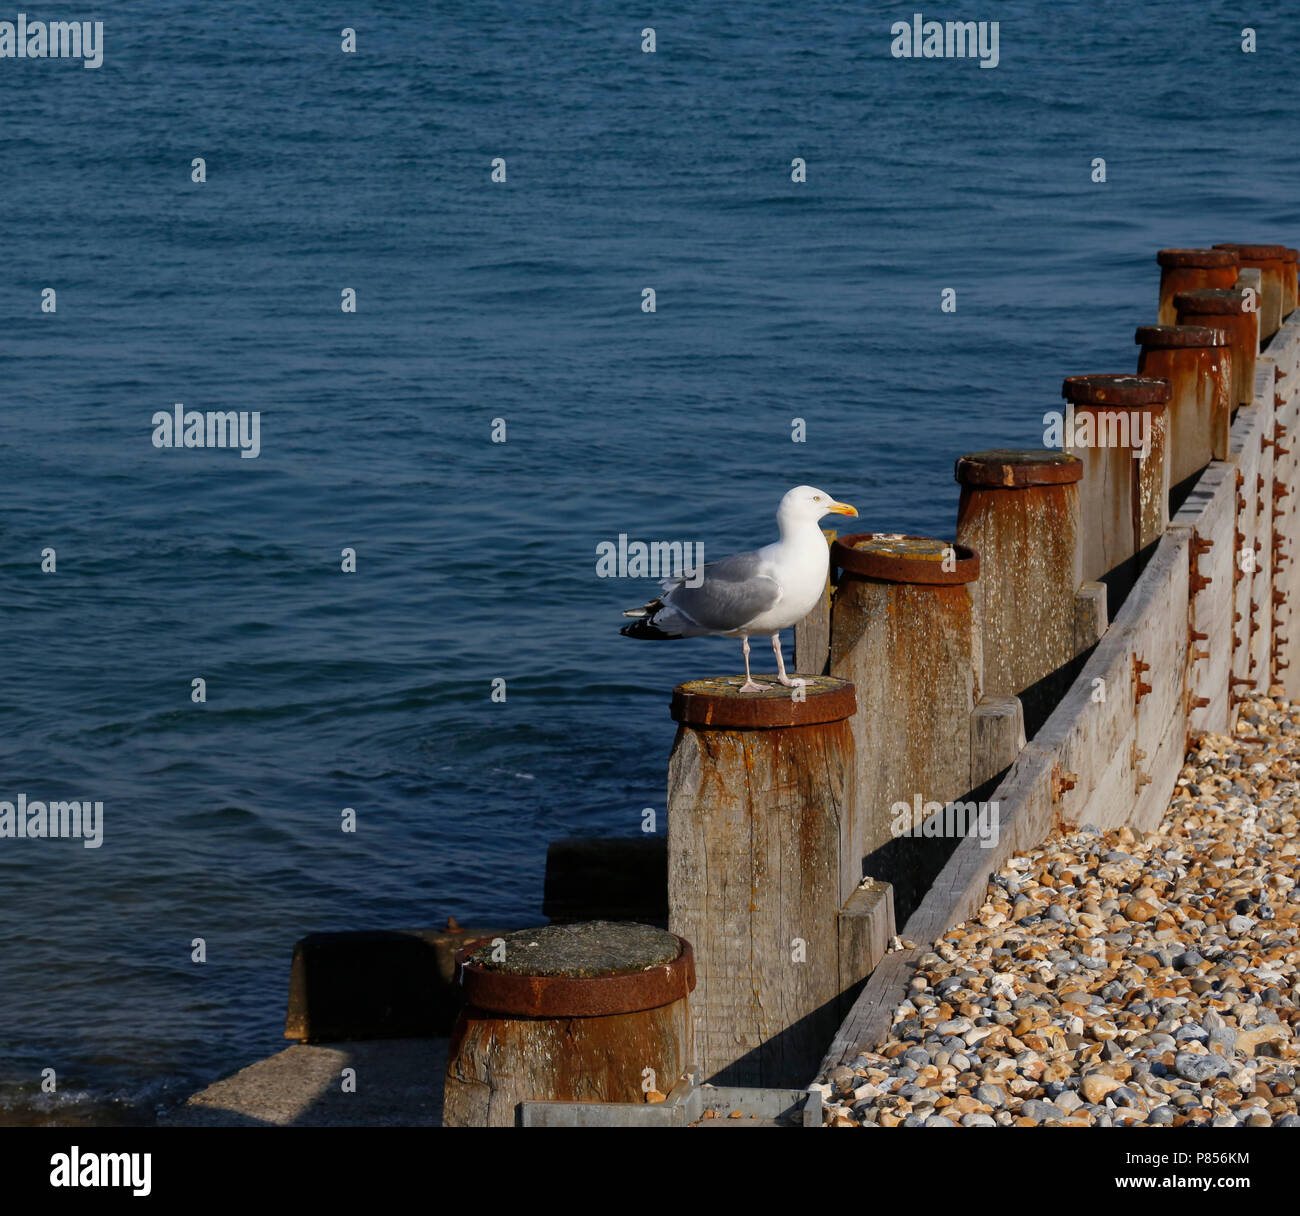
620 618 682 640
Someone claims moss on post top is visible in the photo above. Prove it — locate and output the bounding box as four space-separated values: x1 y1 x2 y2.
671 674 856 728
466 921 680 978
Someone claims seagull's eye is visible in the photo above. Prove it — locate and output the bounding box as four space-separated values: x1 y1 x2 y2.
814 496 822 501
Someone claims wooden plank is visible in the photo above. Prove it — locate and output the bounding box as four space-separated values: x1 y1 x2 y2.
1171 463 1235 737
1230 404 1266 708
1131 531 1190 823
1251 367 1277 689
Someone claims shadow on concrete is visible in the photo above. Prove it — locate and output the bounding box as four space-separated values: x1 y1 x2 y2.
163 1038 447 1127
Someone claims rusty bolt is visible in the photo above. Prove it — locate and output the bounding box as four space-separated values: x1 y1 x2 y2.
1189 629 1208 641
1191 648 1210 662
1191 696 1210 709
1189 572 1213 595
1274 589 1288 605
1275 480 1291 500
1191 534 1214 555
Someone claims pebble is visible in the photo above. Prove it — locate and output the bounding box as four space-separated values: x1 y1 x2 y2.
821 695 1300 1127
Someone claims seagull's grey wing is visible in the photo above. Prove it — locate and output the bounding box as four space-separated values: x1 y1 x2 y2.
663 550 782 632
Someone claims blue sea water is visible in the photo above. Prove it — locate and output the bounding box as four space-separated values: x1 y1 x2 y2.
2 0 1298 1121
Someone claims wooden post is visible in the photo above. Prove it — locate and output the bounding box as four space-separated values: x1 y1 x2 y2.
1060 374 1171 596
1135 326 1233 489
1175 288 1260 409
666 676 856 1088
954 450 1082 719
443 921 695 1127
1214 243 1290 340
1156 248 1238 325
827 534 981 912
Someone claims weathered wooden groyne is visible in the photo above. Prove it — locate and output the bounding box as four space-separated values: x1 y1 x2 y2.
172 241 1300 1128
515 240 1300 1124
819 243 1300 1080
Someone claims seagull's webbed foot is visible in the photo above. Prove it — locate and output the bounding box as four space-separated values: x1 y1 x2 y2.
776 674 806 691
738 679 773 693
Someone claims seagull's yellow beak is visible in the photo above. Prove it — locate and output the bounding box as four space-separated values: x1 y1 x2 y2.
828 501 859 517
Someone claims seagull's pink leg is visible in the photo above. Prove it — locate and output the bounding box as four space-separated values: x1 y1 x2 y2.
738 635 770 693
771 633 806 690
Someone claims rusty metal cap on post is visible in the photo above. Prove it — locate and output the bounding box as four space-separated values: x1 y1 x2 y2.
1172 288 1253 316
1156 248 1238 269
1061 374 1170 406
1213 242 1290 262
670 674 855 729
1134 324 1230 349
954 449 1083 489
455 922 696 1017
831 532 979 584
1284 249 1299 265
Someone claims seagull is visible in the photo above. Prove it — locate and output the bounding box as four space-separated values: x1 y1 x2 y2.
620 485 858 692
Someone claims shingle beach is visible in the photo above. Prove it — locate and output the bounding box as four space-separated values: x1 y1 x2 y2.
819 694 1300 1127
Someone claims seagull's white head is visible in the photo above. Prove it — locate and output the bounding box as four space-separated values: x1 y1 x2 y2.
778 485 858 528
